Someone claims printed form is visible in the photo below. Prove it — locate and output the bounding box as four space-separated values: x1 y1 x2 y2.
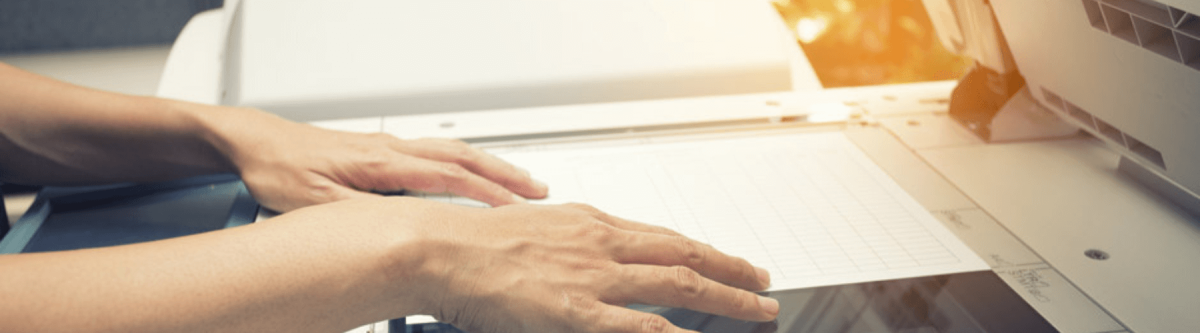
418 131 988 291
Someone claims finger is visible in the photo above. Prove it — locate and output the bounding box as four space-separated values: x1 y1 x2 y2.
392 138 549 199
560 203 682 237
600 213 683 237
592 305 698 333
611 232 770 292
602 265 778 323
392 158 525 207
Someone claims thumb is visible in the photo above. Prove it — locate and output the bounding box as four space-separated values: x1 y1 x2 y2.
265 183 383 212
326 184 384 204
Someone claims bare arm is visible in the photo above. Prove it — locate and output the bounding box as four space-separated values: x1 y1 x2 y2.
0 62 231 184
0 62 547 211
0 199 426 333
0 198 777 333
0 63 778 332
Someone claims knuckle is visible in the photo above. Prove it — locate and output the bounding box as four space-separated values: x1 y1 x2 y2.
736 257 758 284
305 179 342 199
580 221 618 240
436 163 471 181
561 292 595 321
673 237 706 267
636 315 674 333
669 266 705 299
567 203 609 221
653 225 681 236
730 290 751 311
572 258 610 272
452 146 481 165
362 156 392 172
563 202 601 214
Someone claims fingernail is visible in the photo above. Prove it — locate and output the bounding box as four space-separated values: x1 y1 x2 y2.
517 167 531 177
755 266 771 287
533 179 549 192
757 295 779 316
511 193 528 203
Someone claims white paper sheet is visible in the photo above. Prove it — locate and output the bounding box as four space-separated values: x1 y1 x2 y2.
413 131 988 291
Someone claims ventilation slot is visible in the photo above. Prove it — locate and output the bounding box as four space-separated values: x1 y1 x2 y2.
1084 0 1109 31
1102 4 1140 44
1133 16 1181 60
1065 102 1098 129
1106 0 1172 26
1088 0 1200 71
1169 7 1191 27
1177 31 1200 70
1126 135 1167 169
1041 88 1066 110
1174 8 1200 36
1043 86 1168 170
1094 118 1128 145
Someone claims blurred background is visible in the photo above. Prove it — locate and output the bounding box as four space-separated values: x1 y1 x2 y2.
773 0 972 88
0 0 970 89
0 0 223 54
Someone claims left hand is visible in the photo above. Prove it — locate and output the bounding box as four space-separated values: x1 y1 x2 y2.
206 108 548 212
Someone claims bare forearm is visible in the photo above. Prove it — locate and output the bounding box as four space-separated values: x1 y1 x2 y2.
0 62 548 212
0 202 429 333
0 62 233 185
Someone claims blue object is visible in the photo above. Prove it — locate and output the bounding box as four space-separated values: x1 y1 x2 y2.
0 174 257 254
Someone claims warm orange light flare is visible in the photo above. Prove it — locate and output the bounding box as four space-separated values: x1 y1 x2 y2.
795 16 830 43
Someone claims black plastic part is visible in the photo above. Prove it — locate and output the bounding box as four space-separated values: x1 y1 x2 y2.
2 174 257 254
389 318 407 333
947 64 1026 141
1 184 8 239
405 271 1056 333
0 0 225 54
0 182 41 195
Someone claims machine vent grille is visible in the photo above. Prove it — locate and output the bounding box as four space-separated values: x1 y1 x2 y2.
1065 101 1098 130
1040 87 1167 170
1084 0 1200 71
1127 136 1167 169
1094 118 1128 145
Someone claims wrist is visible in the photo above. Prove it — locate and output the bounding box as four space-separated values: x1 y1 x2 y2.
291 197 448 318
177 101 285 176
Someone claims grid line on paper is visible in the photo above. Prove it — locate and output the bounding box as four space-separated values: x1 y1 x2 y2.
756 152 834 277
702 155 784 278
463 132 983 291
755 154 817 280
733 155 798 279
789 151 864 274
833 147 959 266
657 159 713 247
777 150 892 273
817 151 919 269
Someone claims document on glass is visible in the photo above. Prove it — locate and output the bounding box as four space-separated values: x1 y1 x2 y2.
415 131 989 291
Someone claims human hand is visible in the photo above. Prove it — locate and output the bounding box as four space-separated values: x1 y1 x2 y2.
391 200 778 333
205 108 547 212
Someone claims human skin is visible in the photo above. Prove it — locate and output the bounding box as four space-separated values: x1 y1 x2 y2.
0 63 547 212
0 62 778 332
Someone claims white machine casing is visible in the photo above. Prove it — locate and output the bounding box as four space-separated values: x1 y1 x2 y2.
146 1 1200 331
221 0 795 122
990 0 1200 208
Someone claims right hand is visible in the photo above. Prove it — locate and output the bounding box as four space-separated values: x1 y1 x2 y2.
368 198 779 333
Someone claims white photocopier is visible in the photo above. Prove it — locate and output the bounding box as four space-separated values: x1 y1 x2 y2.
148 0 1200 332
